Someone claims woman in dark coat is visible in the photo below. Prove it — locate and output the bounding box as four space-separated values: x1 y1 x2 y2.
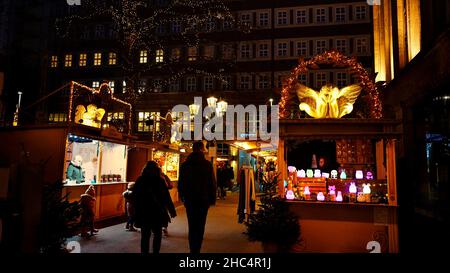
133 161 177 254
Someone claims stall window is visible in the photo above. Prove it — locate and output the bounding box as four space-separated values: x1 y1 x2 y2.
137 112 150 132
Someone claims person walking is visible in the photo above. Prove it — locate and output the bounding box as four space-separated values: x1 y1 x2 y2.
178 141 217 253
133 161 177 254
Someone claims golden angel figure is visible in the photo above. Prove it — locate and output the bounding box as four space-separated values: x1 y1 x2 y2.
74 104 105 128
296 84 362 118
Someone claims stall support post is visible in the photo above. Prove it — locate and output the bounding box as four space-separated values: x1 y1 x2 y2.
277 139 287 197
386 139 398 206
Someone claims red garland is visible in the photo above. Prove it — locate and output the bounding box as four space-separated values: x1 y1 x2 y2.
279 50 382 119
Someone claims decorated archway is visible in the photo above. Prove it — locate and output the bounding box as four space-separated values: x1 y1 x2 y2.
279 50 382 119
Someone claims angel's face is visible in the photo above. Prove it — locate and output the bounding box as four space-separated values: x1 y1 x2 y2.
319 86 333 102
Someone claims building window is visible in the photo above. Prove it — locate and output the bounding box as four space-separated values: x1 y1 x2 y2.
95 24 104 38
296 41 308 57
277 11 288 25
139 50 148 63
240 13 252 27
335 7 346 23
64 54 73 67
221 76 232 90
172 21 181 33
108 81 115 92
49 113 67 122
79 53 87 66
137 112 150 132
171 48 181 61
204 77 213 91
315 72 327 88
258 75 270 89
315 8 327 23
203 46 215 60
169 79 180 92
50 56 58 68
155 49 164 63
122 80 127 93
259 12 269 27
107 112 124 122
298 73 308 85
239 75 251 90
316 40 328 54
188 47 198 61
296 9 307 24
92 81 100 88
94 53 102 66
240 44 251 59
108 52 117 65
355 6 367 20
336 72 348 87
222 45 234 60
335 39 347 54
277 42 288 57
186 77 196 91
355 38 368 54
258 43 269 58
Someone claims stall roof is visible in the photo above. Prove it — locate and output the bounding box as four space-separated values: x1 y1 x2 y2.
279 119 401 140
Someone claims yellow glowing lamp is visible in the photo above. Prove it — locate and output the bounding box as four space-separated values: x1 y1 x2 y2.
207 96 218 108
189 104 200 116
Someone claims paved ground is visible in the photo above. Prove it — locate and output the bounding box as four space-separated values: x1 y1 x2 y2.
72 192 263 253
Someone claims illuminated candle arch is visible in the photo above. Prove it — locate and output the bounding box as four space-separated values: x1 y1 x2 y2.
279 50 383 119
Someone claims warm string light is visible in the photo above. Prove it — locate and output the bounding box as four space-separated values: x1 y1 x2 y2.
279 50 383 119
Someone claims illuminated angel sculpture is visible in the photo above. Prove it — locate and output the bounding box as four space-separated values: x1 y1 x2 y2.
74 104 106 128
296 84 362 118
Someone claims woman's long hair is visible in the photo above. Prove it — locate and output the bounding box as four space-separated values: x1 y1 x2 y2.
141 160 161 178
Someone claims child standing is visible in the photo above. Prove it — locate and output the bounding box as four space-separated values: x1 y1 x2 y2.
122 182 136 231
79 185 98 237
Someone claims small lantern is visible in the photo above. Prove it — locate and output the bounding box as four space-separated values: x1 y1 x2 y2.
286 190 295 200
366 171 374 180
336 191 343 202
306 169 313 178
340 169 347 179
216 100 228 117
207 96 217 108
314 169 321 178
355 170 364 179
331 170 338 179
317 192 325 201
298 169 306 178
189 104 200 116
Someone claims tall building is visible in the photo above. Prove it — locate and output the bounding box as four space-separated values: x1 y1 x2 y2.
44 0 375 137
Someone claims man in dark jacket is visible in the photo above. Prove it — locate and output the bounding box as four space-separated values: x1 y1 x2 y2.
178 141 217 253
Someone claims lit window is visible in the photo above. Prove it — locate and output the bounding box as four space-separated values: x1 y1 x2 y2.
335 7 346 23
277 11 288 25
79 53 87 66
149 112 161 132
122 80 127 93
315 72 327 88
335 39 347 54
107 112 124 121
109 52 117 65
171 48 181 61
296 41 308 57
109 81 115 92
315 8 327 23
49 113 67 122
258 44 269 58
259 12 269 27
51 56 58 68
296 9 307 24
277 42 288 57
155 49 164 63
355 6 367 20
188 47 198 61
316 40 328 54
204 46 214 59
204 77 213 91
336 72 348 87
64 54 73 67
356 38 368 54
140 50 148 63
92 81 100 88
137 112 150 132
240 75 251 89
258 75 270 89
240 44 251 58
94 53 102 66
138 80 146 93
186 77 196 91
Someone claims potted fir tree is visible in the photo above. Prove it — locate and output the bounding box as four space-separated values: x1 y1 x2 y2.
245 172 301 253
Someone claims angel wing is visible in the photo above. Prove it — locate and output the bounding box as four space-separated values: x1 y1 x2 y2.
296 84 327 118
74 105 86 124
335 84 362 118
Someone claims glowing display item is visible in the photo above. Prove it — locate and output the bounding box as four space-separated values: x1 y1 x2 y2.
355 170 364 179
288 166 297 173
286 190 295 200
314 169 321 178
317 192 325 201
366 171 374 180
331 170 338 179
340 170 347 179
357 192 366 202
75 104 106 128
322 172 330 178
328 185 336 201
207 96 217 108
349 182 357 202
336 191 343 202
306 169 314 178
304 186 311 200
298 169 306 178
363 183 371 203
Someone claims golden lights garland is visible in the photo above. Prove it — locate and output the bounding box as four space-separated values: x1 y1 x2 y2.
279 50 383 119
